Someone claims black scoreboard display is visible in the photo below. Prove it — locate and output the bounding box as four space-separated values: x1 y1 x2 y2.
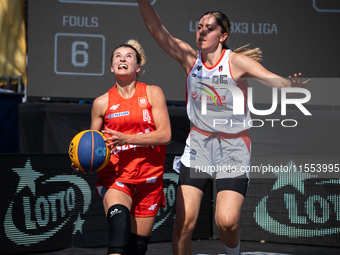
54 33 105 76
28 0 340 102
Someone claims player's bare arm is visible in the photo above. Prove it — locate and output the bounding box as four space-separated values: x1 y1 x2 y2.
91 93 108 131
137 0 196 72
230 52 309 89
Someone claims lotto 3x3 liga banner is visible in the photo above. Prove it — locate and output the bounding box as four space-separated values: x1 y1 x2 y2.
0 154 212 255
1 154 340 254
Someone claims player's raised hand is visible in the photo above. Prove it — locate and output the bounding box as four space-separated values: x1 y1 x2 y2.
289 73 310 88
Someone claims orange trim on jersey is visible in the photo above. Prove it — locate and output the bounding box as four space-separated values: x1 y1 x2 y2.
201 49 226 70
228 58 248 116
186 57 199 105
186 57 199 80
228 59 238 84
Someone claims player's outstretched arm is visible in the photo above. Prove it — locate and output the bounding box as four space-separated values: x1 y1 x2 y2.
230 52 310 89
137 0 196 72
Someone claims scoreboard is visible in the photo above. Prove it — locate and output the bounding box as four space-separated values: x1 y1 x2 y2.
28 0 340 102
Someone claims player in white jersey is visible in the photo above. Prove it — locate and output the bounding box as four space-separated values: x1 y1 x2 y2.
182 48 252 181
182 47 252 181
187 48 252 134
138 2 309 255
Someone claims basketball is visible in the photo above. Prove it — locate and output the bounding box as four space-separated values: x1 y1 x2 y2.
69 130 111 173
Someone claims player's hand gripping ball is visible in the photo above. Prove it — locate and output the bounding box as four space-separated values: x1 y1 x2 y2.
69 130 111 173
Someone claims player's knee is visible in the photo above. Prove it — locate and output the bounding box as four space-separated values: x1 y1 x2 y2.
107 204 131 255
128 233 151 255
174 213 196 235
215 213 239 232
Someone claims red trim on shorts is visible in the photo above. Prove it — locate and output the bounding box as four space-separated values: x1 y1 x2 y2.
191 126 251 153
241 135 251 154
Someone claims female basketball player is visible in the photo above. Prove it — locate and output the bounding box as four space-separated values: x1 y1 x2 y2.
91 39 171 255
137 1 309 255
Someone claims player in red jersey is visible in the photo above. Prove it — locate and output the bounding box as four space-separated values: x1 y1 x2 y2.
91 40 171 255
137 1 309 255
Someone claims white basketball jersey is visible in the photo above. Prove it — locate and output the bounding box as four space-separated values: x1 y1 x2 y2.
186 49 251 134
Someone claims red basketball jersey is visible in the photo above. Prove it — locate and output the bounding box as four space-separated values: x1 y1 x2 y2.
97 82 167 186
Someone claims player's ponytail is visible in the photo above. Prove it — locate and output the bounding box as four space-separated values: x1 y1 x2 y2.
200 11 262 62
233 44 262 62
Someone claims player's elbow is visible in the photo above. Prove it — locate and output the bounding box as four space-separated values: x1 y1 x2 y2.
165 134 172 145
146 23 165 39
145 22 157 34
162 131 171 145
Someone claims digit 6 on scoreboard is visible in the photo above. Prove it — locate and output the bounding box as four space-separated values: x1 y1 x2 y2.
72 41 89 67
54 33 105 76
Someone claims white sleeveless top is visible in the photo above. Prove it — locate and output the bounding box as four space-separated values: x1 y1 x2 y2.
186 49 251 134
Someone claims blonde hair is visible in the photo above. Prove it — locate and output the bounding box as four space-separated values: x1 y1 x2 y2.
233 44 262 62
125 39 147 67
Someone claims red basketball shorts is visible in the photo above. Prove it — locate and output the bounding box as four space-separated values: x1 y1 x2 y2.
96 176 165 217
